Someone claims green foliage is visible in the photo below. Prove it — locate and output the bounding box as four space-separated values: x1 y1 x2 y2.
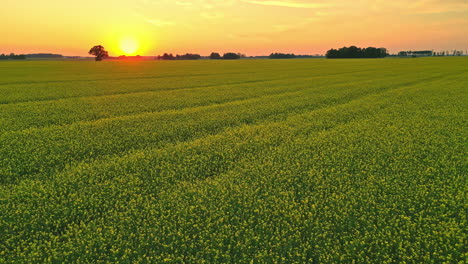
0 58 466 263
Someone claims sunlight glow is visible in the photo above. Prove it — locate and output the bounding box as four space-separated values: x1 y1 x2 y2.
119 37 139 55
2 0 467 56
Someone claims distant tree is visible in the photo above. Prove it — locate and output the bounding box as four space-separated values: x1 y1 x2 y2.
269 53 296 59
157 53 201 60
88 45 109 61
223 53 241 60
326 49 340 58
378 48 388 57
26 53 63 59
176 53 201 60
159 53 175 60
0 53 26 60
326 46 388 58
13 54 26 60
210 52 221 59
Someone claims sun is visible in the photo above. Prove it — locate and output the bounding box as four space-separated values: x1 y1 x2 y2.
120 37 139 55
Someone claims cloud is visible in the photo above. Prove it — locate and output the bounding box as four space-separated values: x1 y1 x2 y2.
228 15 325 41
241 0 330 8
409 0 468 14
367 0 468 15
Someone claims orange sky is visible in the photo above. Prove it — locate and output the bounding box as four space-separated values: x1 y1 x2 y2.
2 0 468 56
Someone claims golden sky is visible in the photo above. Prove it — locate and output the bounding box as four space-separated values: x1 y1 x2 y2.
2 0 468 56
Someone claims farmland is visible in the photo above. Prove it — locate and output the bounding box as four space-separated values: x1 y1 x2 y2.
0 58 466 263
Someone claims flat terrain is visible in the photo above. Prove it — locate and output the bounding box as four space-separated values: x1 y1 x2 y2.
0 58 466 263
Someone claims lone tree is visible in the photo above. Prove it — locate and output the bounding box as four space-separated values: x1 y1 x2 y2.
209 52 221 59
88 45 109 61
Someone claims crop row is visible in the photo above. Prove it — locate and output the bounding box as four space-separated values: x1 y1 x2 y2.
1 72 465 262
1 71 456 184
0 69 391 133
1 58 460 104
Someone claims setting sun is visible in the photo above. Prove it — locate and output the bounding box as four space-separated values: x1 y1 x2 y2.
120 37 139 55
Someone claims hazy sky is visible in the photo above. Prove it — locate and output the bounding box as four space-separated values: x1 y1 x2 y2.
2 0 467 56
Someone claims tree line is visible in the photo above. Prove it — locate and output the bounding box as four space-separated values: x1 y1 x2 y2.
326 46 388 58
433 50 465 56
269 53 296 59
269 53 322 59
27 53 63 59
211 52 245 60
156 53 201 60
153 52 245 60
396 50 465 57
87 44 468 61
88 45 391 61
0 53 26 60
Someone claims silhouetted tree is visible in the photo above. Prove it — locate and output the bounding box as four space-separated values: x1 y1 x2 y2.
158 53 175 60
26 53 63 59
378 48 388 57
0 53 26 60
156 53 201 60
269 53 296 59
13 54 26 59
176 53 201 60
210 52 221 59
88 45 109 61
326 46 388 58
326 49 339 58
223 53 241 60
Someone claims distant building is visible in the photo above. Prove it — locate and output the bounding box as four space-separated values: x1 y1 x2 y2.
398 50 433 57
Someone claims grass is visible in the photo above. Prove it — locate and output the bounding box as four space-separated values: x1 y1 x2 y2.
0 58 466 263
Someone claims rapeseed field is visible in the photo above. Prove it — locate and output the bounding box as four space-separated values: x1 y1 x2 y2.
0 58 466 263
